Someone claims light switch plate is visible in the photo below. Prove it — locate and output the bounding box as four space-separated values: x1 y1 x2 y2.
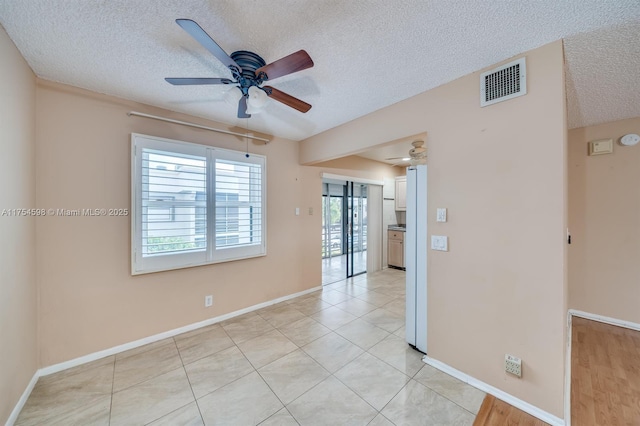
431 235 448 251
436 208 447 222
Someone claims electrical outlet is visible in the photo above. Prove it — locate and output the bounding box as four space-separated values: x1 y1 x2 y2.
204 295 213 308
505 354 522 377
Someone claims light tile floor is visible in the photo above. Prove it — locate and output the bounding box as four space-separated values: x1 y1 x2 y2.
16 268 485 425
321 252 367 285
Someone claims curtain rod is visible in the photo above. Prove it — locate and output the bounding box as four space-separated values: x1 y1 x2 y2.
127 111 271 143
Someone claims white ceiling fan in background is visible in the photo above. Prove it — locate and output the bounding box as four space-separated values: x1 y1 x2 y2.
386 140 427 166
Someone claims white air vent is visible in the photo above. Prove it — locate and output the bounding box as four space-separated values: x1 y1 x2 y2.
480 58 526 107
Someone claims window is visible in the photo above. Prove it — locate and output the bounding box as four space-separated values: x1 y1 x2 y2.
131 133 266 274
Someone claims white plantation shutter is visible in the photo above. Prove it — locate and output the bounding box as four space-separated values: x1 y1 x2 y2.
141 149 207 256
132 134 266 274
213 151 265 261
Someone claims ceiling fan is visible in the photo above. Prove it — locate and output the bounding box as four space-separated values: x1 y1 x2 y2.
165 19 314 118
386 140 427 166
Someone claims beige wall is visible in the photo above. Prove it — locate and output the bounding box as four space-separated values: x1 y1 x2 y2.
35 81 321 366
300 41 567 417
0 27 38 424
568 117 640 324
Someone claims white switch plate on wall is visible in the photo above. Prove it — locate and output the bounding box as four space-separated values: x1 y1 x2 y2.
431 235 448 251
436 208 447 222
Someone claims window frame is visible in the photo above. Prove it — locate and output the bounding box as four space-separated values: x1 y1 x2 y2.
131 133 267 275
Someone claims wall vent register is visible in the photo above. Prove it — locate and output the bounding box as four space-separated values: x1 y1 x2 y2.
480 57 527 107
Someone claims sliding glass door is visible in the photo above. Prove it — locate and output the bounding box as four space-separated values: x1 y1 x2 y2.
322 185 344 259
321 181 368 283
346 182 367 278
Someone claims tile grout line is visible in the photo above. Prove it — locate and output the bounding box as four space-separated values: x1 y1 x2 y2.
361 336 422 379
329 351 394 420
254 320 365 422
172 336 206 425
108 356 116 426
231 318 321 425
235 328 300 371
327 369 382 422
413 367 485 418
284 296 407 424
180 324 265 402
105 342 191 395
253 364 295 421
420 379 484 418
369 375 407 426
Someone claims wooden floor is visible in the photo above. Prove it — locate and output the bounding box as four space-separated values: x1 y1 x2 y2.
571 316 640 425
473 394 549 426
475 316 640 426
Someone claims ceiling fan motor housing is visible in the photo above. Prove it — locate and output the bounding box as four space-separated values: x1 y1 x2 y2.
230 50 266 92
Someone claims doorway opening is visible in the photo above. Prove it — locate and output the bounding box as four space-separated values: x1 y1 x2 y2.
321 181 368 284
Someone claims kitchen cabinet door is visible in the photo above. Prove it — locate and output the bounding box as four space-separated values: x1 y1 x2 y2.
388 232 405 268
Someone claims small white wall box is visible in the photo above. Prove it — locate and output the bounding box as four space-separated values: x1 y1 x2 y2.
436 208 447 222
588 139 613 156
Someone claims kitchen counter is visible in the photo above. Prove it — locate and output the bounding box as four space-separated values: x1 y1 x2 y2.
388 225 406 232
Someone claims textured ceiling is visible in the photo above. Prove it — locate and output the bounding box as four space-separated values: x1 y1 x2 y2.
1 0 639 143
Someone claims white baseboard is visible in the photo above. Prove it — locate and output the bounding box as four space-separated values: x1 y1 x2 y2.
422 356 565 426
5 370 39 426
569 309 640 332
39 285 321 376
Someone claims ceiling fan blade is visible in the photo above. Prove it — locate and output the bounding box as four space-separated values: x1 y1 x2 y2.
256 50 313 81
175 19 241 71
165 77 233 85
264 86 311 113
238 95 251 118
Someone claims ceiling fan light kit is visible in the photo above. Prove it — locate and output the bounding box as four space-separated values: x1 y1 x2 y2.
386 140 428 166
166 19 314 119
246 86 269 114
223 87 242 105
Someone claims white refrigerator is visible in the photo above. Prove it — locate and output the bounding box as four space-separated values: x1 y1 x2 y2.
405 164 427 353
